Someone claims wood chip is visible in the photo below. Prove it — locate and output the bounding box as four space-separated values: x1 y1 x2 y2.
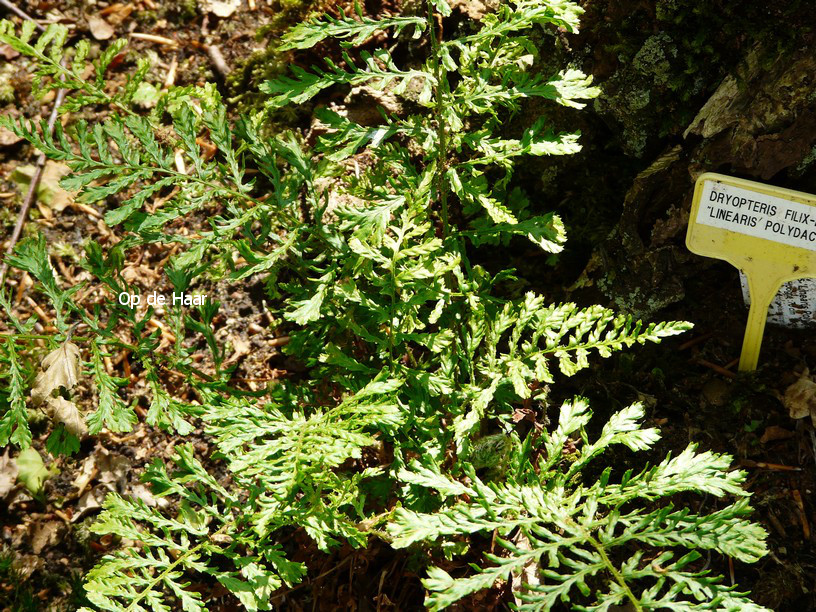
174 149 186 174
100 3 134 26
201 0 240 18
70 201 102 219
792 490 811 540
87 14 115 40
164 55 178 88
0 126 23 146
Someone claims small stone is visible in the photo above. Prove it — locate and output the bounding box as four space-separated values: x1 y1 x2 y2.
702 378 731 407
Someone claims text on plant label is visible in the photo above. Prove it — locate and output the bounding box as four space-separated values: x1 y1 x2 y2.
697 180 816 251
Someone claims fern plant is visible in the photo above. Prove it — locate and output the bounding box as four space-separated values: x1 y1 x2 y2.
389 399 767 610
0 0 768 610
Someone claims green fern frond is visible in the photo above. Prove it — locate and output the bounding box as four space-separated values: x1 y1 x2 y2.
86 341 136 435
262 49 435 110
83 444 299 612
0 2 767 610
280 9 426 50
0 339 32 449
389 400 769 611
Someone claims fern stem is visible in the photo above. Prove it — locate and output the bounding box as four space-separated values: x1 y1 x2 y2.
426 0 449 237
585 532 643 611
27 44 133 117
387 259 397 371
123 523 231 612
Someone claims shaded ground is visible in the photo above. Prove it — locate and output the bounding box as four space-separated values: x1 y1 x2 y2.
1 0 814 610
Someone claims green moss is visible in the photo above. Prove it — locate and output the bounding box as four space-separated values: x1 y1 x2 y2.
654 0 680 22
177 0 198 21
794 145 816 175
633 33 676 86
226 0 319 114
467 433 512 481
0 204 15 229
584 0 814 159
539 165 561 192
595 81 651 157
593 31 684 157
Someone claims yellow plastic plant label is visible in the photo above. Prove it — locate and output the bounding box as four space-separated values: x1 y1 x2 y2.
687 172 816 371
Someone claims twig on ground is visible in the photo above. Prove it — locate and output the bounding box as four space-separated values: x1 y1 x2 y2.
206 43 231 78
792 490 811 540
677 332 714 351
695 358 736 379
25 295 52 323
0 0 68 282
739 459 802 472
766 510 788 538
0 87 66 283
0 0 45 30
723 357 739 370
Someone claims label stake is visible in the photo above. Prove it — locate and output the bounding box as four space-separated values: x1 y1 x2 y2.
687 173 816 371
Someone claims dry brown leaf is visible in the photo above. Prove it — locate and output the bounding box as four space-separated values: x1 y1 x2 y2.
0 43 19 59
451 0 494 19
224 333 251 366
30 521 62 554
87 14 115 40
31 162 76 218
14 553 42 579
97 453 131 491
510 531 540 605
73 486 104 521
131 483 168 508
103 3 135 26
73 454 97 496
47 397 87 437
42 162 74 212
783 369 816 426
200 0 240 17
760 425 795 444
0 449 18 498
32 342 81 406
